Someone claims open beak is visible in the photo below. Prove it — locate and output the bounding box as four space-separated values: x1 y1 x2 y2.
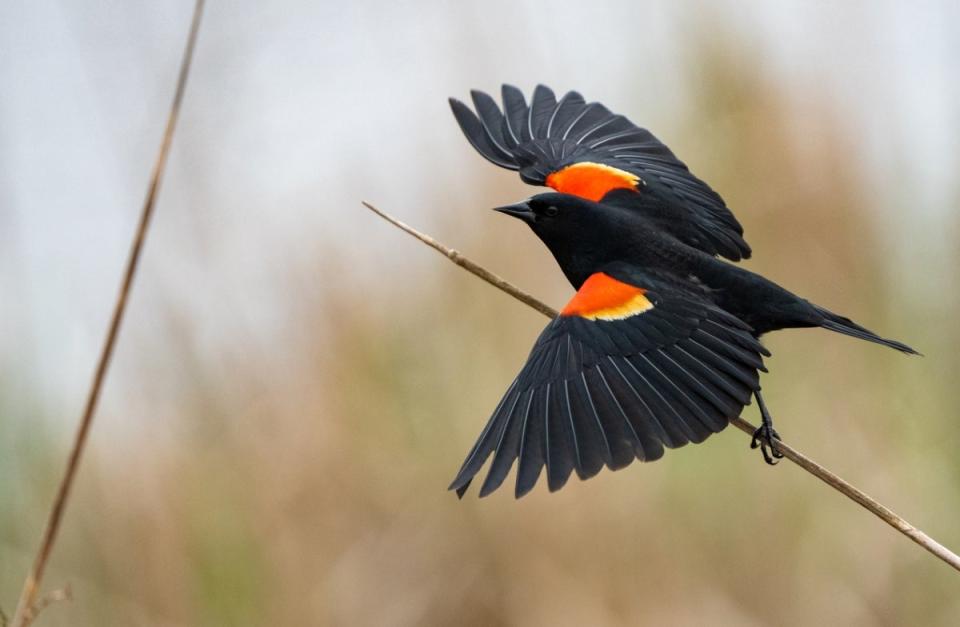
493 201 535 223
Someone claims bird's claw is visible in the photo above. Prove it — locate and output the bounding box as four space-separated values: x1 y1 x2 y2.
751 424 783 465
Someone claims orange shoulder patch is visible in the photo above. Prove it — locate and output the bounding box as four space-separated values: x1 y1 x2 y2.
545 162 640 202
561 272 653 321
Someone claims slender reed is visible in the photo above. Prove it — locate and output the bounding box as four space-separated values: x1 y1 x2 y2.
362 199 960 574
9 3 206 624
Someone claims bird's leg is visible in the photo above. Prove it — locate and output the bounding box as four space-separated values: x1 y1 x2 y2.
750 389 783 465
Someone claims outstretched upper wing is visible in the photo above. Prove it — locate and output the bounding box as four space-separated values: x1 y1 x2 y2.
449 84 751 261
449 265 770 498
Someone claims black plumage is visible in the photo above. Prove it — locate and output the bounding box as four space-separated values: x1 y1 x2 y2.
450 84 750 261
446 85 918 498
449 264 770 498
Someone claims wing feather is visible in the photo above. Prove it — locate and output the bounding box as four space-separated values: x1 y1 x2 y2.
478 389 534 497
547 90 586 139
501 84 528 145
451 266 768 497
575 371 615 471
450 85 752 260
528 84 558 140
545 382 577 491
516 386 547 497
448 99 517 169
469 90 513 160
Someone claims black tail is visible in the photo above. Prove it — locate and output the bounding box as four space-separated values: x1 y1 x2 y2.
813 305 920 355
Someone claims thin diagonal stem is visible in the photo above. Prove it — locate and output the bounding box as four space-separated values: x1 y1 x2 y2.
361 202 557 318
362 199 960 574
10 3 205 625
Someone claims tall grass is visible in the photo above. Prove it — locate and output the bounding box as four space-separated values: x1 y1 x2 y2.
3 27 959 627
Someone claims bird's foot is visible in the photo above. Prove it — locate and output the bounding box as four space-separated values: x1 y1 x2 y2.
750 423 783 465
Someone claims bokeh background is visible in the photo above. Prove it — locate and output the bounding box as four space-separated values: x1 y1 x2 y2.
2 1 959 625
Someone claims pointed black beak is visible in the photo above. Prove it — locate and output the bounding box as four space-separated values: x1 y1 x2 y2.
493 201 535 223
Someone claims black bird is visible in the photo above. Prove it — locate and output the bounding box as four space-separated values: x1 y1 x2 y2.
447 85 917 498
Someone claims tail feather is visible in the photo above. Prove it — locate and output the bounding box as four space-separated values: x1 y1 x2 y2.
814 306 920 355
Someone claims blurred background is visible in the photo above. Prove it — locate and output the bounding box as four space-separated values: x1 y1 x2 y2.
2 1 959 624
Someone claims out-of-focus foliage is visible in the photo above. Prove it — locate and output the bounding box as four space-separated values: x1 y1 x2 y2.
2 3 959 626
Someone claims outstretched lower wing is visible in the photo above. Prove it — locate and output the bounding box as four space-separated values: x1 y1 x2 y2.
449 84 751 261
449 265 769 498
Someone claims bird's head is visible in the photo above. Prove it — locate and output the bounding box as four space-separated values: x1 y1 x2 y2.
495 192 606 242
494 192 630 287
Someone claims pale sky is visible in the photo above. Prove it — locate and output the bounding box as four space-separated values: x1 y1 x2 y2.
1 0 957 427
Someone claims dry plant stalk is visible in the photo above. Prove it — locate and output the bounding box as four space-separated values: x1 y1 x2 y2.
362 200 960 574
9 2 206 625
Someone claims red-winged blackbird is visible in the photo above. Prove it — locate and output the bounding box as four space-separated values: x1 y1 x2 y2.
447 84 917 498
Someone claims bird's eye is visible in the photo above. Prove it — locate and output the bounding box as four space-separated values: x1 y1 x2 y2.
544 206 559 217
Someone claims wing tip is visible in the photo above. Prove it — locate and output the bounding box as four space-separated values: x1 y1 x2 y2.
469 89 499 111
449 473 471 495
479 475 505 498
514 482 536 499
532 83 555 97
449 96 519 170
448 97 478 124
